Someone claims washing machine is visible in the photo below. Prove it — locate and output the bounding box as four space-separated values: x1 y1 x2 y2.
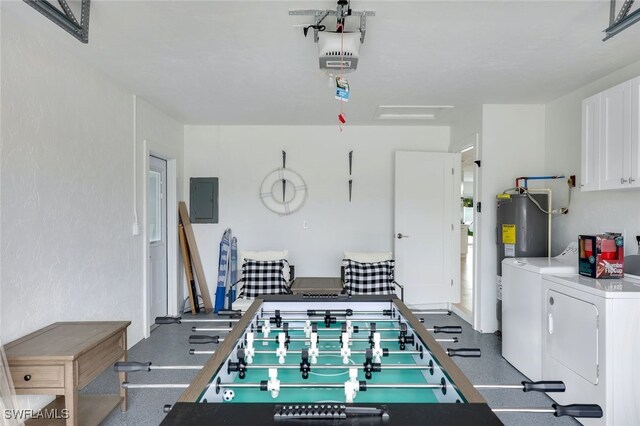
501 243 578 381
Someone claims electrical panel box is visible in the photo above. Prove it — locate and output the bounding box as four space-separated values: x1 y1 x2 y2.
190 177 218 223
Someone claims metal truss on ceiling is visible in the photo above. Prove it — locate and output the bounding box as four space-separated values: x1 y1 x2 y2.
24 0 91 44
604 0 639 40
289 0 375 44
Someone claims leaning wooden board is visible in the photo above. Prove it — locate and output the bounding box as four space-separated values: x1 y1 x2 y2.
178 224 199 315
178 202 213 313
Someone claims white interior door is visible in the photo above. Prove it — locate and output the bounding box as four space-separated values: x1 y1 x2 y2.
149 155 168 320
394 151 460 308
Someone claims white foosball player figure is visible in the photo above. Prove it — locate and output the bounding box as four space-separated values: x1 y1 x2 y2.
340 332 351 364
303 320 313 338
245 332 255 364
276 332 287 364
371 332 383 363
261 320 271 339
345 320 354 337
268 368 280 399
344 367 359 403
309 332 319 364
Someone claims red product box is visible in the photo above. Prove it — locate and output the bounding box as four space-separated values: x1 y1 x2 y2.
578 233 624 279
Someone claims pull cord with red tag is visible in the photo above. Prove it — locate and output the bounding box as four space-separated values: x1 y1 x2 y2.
337 22 346 130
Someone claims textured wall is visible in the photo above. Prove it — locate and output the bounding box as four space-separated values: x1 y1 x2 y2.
183 125 450 298
0 12 143 347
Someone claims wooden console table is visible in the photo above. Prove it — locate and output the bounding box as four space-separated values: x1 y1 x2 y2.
290 277 343 295
4 321 130 426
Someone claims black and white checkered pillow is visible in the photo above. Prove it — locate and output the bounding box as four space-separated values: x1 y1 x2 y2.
343 259 395 295
239 259 290 298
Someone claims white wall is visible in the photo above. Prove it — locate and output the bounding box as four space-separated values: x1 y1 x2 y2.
545 60 640 256
1 4 186 343
0 12 139 341
0 4 3 341
184 125 450 296
476 105 546 332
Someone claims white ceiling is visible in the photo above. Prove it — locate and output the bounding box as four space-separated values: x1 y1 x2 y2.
5 1 640 125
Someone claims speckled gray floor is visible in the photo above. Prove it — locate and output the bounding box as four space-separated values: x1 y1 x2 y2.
88 312 580 426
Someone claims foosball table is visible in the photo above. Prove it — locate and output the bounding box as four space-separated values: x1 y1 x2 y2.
118 295 603 425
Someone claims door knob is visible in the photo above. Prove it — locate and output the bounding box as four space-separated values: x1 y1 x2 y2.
396 233 409 239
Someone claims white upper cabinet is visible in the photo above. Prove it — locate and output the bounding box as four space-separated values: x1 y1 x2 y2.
581 76 640 191
599 81 630 190
631 76 640 188
581 94 600 191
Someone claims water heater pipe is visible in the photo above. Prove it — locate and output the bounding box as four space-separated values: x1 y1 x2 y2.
523 188 552 259
515 175 565 189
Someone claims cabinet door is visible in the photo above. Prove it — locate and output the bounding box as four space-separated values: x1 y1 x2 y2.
581 94 600 191
630 77 640 188
600 82 630 190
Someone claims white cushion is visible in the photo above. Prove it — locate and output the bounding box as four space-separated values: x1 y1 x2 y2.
343 251 393 262
239 250 290 289
232 297 256 313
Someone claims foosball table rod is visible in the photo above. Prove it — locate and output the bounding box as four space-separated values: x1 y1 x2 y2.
156 316 239 325
217 381 566 393
260 317 407 324
189 325 461 334
259 309 398 317
114 362 202 372
260 309 451 316
411 310 452 315
246 324 462 334
189 347 477 358
188 334 458 344
190 349 216 355
121 380 561 393
188 349 420 356
122 383 189 389
493 405 603 418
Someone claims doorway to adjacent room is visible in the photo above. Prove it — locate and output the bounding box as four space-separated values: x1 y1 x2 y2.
454 140 477 324
148 155 168 321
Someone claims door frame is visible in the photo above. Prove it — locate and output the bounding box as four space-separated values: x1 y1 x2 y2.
450 133 481 331
148 154 169 321
142 140 179 336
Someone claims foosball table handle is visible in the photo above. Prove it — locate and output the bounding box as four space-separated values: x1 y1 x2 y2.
163 405 172 414
218 310 242 318
553 404 603 418
114 361 152 372
522 380 565 393
433 326 462 334
189 335 220 344
155 316 181 325
446 348 481 358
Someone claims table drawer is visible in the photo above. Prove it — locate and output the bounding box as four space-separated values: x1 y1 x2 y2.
11 365 65 389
